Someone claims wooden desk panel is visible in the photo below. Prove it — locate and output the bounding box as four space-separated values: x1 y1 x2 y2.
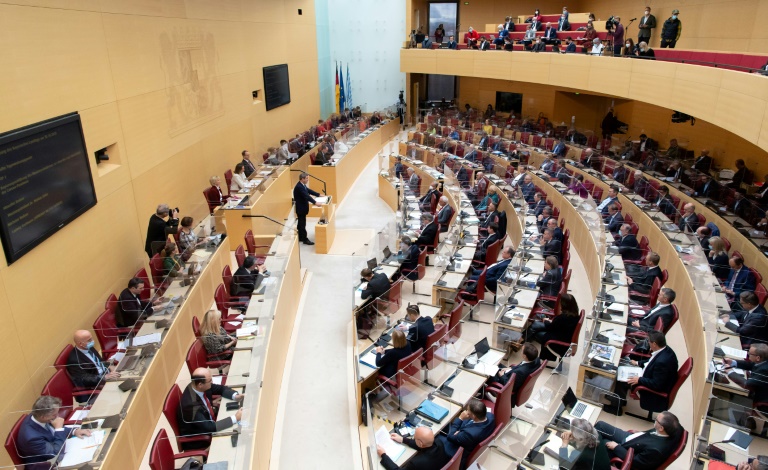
314 203 336 254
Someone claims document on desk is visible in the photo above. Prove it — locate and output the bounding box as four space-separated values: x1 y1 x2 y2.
132 332 162 346
359 350 378 369
720 345 748 359
236 324 260 338
193 249 210 258
109 351 126 364
375 425 405 461
617 366 643 382
314 196 330 204
69 410 90 421
60 430 105 467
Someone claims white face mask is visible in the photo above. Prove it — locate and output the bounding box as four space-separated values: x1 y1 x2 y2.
671 15 677 20
626 43 631 48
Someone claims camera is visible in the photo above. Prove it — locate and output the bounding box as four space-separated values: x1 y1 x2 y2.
671 111 695 125
605 16 618 30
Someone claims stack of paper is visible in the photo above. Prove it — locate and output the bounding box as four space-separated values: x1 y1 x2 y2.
720 345 748 359
236 325 260 338
132 332 162 346
59 430 105 467
359 350 378 369
375 426 405 461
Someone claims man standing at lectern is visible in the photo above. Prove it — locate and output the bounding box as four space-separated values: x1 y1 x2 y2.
294 172 321 245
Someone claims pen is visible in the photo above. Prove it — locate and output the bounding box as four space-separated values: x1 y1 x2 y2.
608 285 620 292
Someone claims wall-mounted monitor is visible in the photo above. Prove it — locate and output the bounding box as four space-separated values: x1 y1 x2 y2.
495 92 523 114
263 64 291 111
0 113 97 264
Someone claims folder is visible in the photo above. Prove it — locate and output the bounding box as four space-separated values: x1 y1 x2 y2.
416 399 449 422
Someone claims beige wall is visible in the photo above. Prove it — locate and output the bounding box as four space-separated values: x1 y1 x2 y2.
0 1 319 465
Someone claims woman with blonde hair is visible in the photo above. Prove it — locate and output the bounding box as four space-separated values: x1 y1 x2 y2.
199 310 237 359
708 236 730 281
374 329 412 378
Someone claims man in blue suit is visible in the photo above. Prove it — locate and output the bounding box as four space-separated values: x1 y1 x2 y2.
519 174 536 205
563 37 577 53
552 139 567 158
469 246 514 292
596 186 619 219
606 204 624 237
724 256 756 302
721 291 768 347
16 396 91 468
293 172 321 245
438 398 495 468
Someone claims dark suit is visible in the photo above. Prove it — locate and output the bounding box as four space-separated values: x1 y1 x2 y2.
542 238 562 264
436 204 453 230
231 266 263 298
692 155 712 173
637 14 657 41
16 415 71 469
538 313 581 361
699 179 718 199
678 213 700 232
614 347 678 412
447 40 458 50
361 273 390 300
407 316 435 353
656 196 677 218
532 42 547 52
380 435 449 470
475 233 500 261
438 413 496 468
116 288 153 328
241 158 256 177
595 421 678 470
558 18 571 31
725 268 756 300
479 40 490 51
731 359 768 406
67 347 109 389
726 305 768 346
543 27 558 43
400 245 421 280
537 268 562 297
145 213 178 258
597 196 618 218
634 177 650 200
616 234 641 261
709 253 730 281
564 42 577 53
493 358 542 392
419 189 439 212
629 304 674 334
293 181 320 242
630 265 663 295
376 344 413 378
520 182 536 204
607 212 624 235
732 198 750 219
532 199 547 217
177 383 238 442
482 258 512 292
415 221 438 248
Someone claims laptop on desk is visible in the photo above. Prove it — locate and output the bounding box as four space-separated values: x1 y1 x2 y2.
115 354 141 372
561 386 590 419
367 258 378 271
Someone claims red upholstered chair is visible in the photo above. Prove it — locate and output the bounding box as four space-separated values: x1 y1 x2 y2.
591 187 603 201
235 244 246 268
443 300 464 342
185 338 231 375
697 213 706 227
422 324 447 379
512 360 547 407
466 422 504 468
93 307 132 354
630 277 661 309
223 169 233 197
422 223 441 255
473 237 503 269
543 309 585 362
374 278 404 317
162 384 212 451
202 186 221 214
757 283 768 306
149 428 208 470
538 269 569 307
401 248 427 293
42 369 96 422
721 237 731 251
630 357 693 418
610 447 634 470
149 254 171 293
133 268 162 302
213 284 246 331
244 229 268 264
192 316 201 337
377 348 423 396
440 447 463 470
458 268 487 307
750 268 763 285
53 344 74 371
5 414 27 467
624 236 649 267
657 429 689 470
481 374 514 428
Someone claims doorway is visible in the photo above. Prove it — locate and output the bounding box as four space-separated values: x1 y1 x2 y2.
428 2 458 43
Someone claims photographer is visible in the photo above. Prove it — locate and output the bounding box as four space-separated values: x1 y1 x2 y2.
606 16 624 55
145 203 180 257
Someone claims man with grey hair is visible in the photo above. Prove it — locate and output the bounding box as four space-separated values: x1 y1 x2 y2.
16 396 91 466
436 196 453 230
145 203 179 257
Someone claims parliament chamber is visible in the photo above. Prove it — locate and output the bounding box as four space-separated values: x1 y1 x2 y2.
2 0 768 469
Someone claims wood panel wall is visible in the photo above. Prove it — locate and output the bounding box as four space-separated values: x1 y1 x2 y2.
0 1 319 466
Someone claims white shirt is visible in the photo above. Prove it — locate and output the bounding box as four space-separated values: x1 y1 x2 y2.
32 416 63 433
644 346 667 371
591 43 604 55
77 347 107 375
231 172 248 192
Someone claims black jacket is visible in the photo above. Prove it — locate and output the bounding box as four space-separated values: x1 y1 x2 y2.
362 273 390 300
728 305 768 346
634 304 674 333
542 238 562 264
733 359 768 405
630 266 663 293
636 347 679 412
416 222 439 247
231 266 263 297
537 268 562 297
67 347 109 388
376 344 413 378
678 213 700 233
293 181 320 216
496 358 542 392
407 316 435 353
380 436 449 470
616 234 641 261
400 244 421 273
655 196 677 218
116 288 153 328
145 214 178 258
610 427 679 470
539 314 580 361
177 383 238 437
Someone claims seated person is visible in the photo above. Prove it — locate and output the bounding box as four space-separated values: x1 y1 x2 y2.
475 190 500 214
596 187 620 220
628 252 663 295
397 304 435 353
578 148 595 168
627 288 676 334
178 216 207 254
231 255 267 301
604 331 678 415
678 203 700 233
732 190 751 219
537 206 553 233
554 160 570 185
724 256 756 302
545 218 564 241
568 174 589 199
707 236 730 281
392 156 405 179
474 224 501 261
479 201 506 238
437 398 495 469
199 310 237 360
204 175 230 211
407 168 420 194
435 196 453 231
375 329 413 378
397 237 421 281
536 256 563 297
552 140 568 158
67 330 120 390
161 242 183 277
360 267 391 305
595 411 682 469
487 342 541 394
721 291 768 347
415 213 439 248
723 342 768 412
612 164 628 184
116 277 161 328
177 368 244 448
730 159 753 189
230 163 249 193
555 418 610 470
531 192 548 216
469 246 514 293
606 204 624 237
378 426 450 470
419 181 440 212
542 22 558 44
519 174 536 205
696 226 711 256
16 396 91 467
541 156 555 175
540 228 562 264
470 172 488 203
615 224 641 261
531 36 547 52
653 185 677 218
633 171 650 199
528 294 580 361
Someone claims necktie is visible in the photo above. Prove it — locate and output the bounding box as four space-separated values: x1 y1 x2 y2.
47 424 56 435
88 350 106 375
203 395 214 419
730 270 739 290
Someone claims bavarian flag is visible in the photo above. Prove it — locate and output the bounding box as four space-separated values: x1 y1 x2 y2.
335 62 340 114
